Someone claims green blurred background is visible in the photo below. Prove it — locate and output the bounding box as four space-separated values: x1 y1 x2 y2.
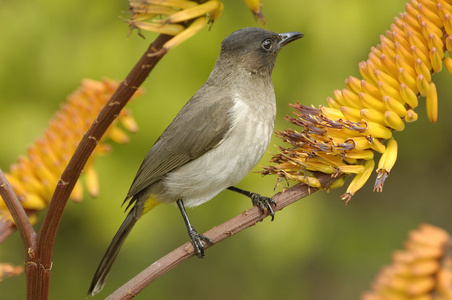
2 0 452 299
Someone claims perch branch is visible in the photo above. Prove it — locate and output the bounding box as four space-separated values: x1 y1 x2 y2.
107 172 340 300
0 169 35 250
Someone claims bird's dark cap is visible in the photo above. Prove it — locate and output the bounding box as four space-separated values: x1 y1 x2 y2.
214 28 302 76
277 32 304 47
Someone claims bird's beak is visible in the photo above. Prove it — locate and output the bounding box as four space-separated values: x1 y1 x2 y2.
278 32 304 47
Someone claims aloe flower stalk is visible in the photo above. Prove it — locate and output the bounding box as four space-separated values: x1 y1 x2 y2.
264 0 452 203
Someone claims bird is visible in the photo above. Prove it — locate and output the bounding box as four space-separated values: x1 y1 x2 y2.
88 27 303 296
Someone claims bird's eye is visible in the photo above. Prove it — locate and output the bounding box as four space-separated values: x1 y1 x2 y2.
261 39 272 50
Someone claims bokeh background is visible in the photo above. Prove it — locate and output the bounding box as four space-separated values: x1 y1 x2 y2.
2 0 452 299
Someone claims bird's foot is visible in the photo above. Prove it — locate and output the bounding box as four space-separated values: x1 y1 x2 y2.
250 193 277 221
188 228 214 258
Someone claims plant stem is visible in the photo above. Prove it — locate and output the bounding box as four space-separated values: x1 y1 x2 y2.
27 33 172 300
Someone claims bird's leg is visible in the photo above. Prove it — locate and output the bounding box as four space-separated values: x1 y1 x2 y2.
227 186 276 221
177 199 213 258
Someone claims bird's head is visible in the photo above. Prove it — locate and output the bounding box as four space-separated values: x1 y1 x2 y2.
218 27 303 76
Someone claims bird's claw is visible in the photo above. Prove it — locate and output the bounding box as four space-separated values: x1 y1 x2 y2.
188 228 214 258
250 193 277 221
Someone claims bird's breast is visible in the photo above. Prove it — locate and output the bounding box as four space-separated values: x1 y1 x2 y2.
157 91 276 208
226 92 276 165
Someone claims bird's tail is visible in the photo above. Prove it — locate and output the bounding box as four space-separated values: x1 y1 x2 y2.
87 207 139 296
87 196 160 296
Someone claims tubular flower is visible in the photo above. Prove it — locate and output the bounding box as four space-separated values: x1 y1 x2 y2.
362 223 452 300
127 0 265 53
244 0 266 24
263 0 452 202
0 79 142 224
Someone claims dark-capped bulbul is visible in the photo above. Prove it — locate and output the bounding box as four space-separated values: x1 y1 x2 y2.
88 27 303 296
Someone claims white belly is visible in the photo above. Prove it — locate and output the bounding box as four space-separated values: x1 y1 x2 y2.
157 96 275 207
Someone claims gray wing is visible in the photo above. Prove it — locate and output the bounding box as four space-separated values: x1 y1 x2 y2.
126 87 233 199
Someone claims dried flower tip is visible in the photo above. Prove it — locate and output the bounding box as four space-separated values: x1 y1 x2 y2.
374 138 398 192
244 0 266 24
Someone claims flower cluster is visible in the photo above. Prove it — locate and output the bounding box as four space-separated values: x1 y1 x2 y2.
127 0 265 53
362 223 452 299
264 0 452 202
0 79 141 224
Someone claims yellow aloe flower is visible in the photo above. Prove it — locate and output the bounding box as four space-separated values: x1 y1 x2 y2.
264 0 452 203
0 79 142 224
126 0 265 53
362 223 452 300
